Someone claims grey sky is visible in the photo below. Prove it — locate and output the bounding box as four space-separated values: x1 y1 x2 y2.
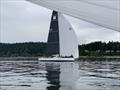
0 0 120 44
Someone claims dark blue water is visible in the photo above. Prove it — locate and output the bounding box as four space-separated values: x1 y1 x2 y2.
0 59 120 90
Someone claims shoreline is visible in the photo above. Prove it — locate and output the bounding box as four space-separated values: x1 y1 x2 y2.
0 57 38 61
79 56 120 59
0 56 120 61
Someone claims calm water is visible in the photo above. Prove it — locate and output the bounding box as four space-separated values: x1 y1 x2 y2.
0 59 120 90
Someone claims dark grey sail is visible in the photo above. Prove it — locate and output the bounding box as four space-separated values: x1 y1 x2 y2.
46 11 60 56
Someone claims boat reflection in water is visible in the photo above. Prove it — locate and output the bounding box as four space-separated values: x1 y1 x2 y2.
0 60 120 90
44 62 79 90
40 60 120 90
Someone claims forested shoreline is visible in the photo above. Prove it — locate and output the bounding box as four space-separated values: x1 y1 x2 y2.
0 41 120 57
79 41 120 56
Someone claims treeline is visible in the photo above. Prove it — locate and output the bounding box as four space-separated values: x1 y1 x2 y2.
0 41 120 57
79 41 120 56
0 42 47 57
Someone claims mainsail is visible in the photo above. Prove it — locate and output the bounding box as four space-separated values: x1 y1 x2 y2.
47 11 79 58
26 0 120 32
47 11 60 56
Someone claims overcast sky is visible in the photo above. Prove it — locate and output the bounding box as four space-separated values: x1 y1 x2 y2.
0 0 120 44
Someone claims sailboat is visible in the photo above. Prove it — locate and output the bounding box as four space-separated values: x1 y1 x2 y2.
26 0 119 61
38 11 79 61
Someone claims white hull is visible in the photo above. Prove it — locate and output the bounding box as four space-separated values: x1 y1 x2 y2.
38 57 75 62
